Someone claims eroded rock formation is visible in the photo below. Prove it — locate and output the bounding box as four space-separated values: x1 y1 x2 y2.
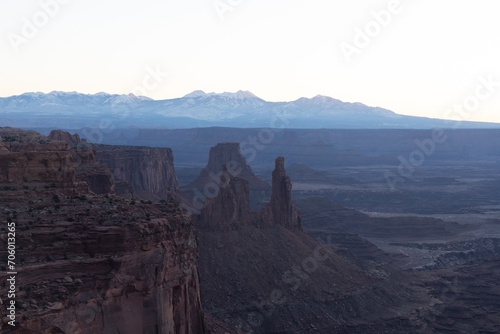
72 148 115 195
260 157 302 230
192 148 426 333
182 142 269 199
0 195 207 333
0 128 84 190
48 129 85 146
192 146 301 231
195 166 257 231
2 128 115 195
0 127 209 333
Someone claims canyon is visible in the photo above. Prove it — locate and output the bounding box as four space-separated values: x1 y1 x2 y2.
1 127 500 333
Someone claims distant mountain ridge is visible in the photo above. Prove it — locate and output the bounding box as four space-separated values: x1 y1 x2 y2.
1 90 499 129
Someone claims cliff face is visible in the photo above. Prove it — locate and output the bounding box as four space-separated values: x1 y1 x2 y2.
0 128 208 333
195 166 257 231
4 129 115 195
0 128 81 190
0 195 207 334
95 145 179 200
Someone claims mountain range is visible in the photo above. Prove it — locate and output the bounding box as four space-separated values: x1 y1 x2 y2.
1 90 499 129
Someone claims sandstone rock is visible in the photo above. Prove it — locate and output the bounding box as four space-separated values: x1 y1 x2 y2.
183 142 269 196
72 148 115 194
95 145 179 200
193 151 301 231
0 128 114 194
0 142 9 154
260 157 302 230
0 146 77 187
194 166 257 231
0 128 209 333
0 127 68 152
47 130 84 146
0 197 208 333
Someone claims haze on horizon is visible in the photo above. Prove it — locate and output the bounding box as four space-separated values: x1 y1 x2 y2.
1 0 500 123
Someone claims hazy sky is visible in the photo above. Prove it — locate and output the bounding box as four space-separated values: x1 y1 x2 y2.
1 0 499 122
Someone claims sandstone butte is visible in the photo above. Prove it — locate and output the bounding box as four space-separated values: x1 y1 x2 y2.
188 142 428 333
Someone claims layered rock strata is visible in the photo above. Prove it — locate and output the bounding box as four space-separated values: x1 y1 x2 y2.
182 143 269 200
260 157 302 229
193 154 301 231
0 195 207 333
195 166 257 231
0 128 85 191
95 145 179 200
48 129 86 146
0 127 208 333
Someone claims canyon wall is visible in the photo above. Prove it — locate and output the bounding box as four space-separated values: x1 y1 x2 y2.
95 145 180 200
0 128 87 192
48 130 179 199
195 165 257 231
0 128 208 333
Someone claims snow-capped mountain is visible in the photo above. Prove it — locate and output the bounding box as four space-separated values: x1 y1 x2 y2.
0 90 499 129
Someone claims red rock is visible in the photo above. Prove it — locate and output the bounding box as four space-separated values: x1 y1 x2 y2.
95 145 179 200
192 147 301 231
0 127 209 333
183 142 269 197
48 129 84 146
194 166 257 231
260 157 302 230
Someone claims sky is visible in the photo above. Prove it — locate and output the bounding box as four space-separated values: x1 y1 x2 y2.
1 0 500 122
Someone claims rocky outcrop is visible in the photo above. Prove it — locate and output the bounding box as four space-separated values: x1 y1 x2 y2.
0 127 68 152
260 157 302 230
194 166 257 231
0 128 80 189
95 145 179 200
0 127 209 333
72 148 115 194
192 146 301 231
0 149 76 186
48 129 85 146
0 195 207 333
1 128 114 194
182 143 269 199
204 143 268 189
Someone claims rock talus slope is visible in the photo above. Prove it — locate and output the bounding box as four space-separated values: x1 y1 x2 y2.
191 143 424 333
